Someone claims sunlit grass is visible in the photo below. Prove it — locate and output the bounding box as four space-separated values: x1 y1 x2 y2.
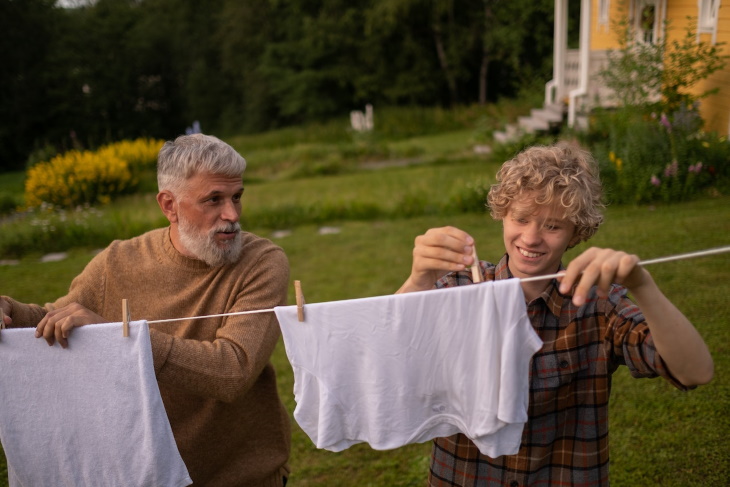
4 197 727 486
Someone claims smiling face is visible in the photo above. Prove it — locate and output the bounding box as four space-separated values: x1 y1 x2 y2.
502 194 578 281
163 171 245 266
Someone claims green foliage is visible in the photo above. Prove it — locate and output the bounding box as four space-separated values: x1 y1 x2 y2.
0 194 166 259
600 12 727 111
1 0 558 169
590 10 728 205
583 105 730 204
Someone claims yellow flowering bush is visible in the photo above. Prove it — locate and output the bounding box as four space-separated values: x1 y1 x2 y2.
97 138 164 171
24 137 164 208
25 150 134 208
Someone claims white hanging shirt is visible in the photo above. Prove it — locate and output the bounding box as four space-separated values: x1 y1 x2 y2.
274 280 542 457
0 321 192 487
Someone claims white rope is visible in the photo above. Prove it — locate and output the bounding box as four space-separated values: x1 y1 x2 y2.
519 244 730 283
148 308 274 324
146 245 730 324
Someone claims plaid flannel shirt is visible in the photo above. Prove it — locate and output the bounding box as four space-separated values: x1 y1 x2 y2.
428 254 687 487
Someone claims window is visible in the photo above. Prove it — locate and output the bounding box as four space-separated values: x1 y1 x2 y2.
598 0 610 31
699 0 720 33
632 0 665 45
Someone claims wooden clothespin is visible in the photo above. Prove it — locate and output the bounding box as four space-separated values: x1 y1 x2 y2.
471 247 482 283
122 299 130 337
0 306 6 330
294 280 305 322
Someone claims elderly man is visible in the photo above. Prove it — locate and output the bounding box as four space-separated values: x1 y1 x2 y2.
1 134 291 486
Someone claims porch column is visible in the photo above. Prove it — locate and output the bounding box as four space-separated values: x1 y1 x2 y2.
546 0 568 105
568 0 591 128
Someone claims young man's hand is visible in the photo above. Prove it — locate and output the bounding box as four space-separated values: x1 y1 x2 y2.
397 226 476 293
558 247 650 306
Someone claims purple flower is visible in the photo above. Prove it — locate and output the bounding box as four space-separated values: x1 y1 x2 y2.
660 113 671 132
664 160 678 178
651 175 661 187
689 162 703 173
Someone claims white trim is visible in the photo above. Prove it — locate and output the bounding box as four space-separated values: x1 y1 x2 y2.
598 0 611 32
698 0 721 44
631 0 666 45
568 0 592 128
546 0 569 105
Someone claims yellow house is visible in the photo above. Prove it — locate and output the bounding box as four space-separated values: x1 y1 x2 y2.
546 0 729 135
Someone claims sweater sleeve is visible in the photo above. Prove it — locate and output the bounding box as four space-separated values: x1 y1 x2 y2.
149 246 290 403
2 248 110 328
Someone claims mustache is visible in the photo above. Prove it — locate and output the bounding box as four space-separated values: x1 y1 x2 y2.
212 222 241 234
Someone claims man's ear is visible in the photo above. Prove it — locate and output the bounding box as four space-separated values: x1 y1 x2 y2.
157 191 179 223
567 231 582 250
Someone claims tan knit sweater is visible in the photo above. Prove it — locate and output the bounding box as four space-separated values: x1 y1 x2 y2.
5 228 291 486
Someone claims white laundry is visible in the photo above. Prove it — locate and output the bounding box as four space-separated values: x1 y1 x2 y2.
0 321 192 487
274 280 542 457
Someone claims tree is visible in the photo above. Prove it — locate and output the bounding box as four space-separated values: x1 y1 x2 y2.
0 0 62 169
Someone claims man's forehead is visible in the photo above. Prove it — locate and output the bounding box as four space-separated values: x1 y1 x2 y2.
189 172 242 186
184 172 243 196
509 199 568 221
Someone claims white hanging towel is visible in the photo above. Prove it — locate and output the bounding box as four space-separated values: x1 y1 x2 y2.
274 280 542 458
0 321 192 487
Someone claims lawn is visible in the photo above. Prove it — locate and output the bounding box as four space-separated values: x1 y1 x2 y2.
1 173 728 485
1 104 728 484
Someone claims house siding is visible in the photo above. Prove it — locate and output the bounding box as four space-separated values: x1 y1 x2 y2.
592 0 624 49
586 0 730 134
699 3 730 134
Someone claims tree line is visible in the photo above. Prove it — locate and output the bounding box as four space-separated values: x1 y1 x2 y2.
1 0 564 171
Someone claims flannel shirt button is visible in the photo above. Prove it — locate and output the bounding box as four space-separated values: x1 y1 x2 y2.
510 481 519 487
559 360 569 369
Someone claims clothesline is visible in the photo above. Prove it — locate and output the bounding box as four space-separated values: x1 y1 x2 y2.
146 245 730 324
519 245 730 282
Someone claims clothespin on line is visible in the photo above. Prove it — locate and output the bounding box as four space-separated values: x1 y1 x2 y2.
294 280 305 322
471 247 482 283
0 306 6 330
122 299 130 337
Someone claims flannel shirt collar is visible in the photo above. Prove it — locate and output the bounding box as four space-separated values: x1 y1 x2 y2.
494 253 567 317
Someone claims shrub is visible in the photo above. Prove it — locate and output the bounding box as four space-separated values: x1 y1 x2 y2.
23 138 163 209
25 150 135 208
586 105 730 204
96 138 164 171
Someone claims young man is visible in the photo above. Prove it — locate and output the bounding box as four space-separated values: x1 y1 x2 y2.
1 134 292 486
397 142 713 486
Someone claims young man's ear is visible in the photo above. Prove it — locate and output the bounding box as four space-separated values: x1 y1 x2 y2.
157 191 179 223
567 232 582 250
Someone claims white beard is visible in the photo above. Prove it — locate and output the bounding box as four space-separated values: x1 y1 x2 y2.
177 214 243 267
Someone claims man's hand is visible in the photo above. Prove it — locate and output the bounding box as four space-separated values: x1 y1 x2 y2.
35 303 107 348
397 226 476 293
558 247 649 306
0 298 11 327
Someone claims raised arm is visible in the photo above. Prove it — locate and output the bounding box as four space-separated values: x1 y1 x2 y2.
397 226 476 294
559 247 714 386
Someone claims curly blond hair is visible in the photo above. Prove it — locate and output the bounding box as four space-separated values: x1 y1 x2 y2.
487 142 605 246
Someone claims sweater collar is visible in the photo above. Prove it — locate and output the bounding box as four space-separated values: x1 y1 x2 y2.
161 227 215 270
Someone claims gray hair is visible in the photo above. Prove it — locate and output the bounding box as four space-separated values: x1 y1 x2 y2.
157 134 247 193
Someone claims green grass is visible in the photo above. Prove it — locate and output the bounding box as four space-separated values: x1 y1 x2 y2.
0 157 497 258
2 196 728 486
1 101 728 485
